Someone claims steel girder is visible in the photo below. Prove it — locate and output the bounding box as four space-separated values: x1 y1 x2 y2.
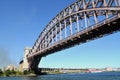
27 0 120 58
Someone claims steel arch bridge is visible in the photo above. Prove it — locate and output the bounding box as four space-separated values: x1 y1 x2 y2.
27 0 120 73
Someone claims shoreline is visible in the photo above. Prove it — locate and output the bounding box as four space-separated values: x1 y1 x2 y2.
1 71 120 77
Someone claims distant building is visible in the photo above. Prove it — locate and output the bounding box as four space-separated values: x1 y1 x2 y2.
106 67 113 71
116 68 120 71
3 64 18 71
19 47 31 72
19 60 23 72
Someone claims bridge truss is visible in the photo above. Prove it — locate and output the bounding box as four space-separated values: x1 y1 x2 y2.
27 0 120 72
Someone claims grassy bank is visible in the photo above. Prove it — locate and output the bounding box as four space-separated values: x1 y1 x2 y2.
0 69 36 77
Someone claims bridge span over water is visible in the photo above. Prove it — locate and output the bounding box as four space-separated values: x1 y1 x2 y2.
25 0 120 74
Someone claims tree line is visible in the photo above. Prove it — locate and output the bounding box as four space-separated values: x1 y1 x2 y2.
0 69 34 77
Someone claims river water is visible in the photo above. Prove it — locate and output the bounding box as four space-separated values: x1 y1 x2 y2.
0 72 120 80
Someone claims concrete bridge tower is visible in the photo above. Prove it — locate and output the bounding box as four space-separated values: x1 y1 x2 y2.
23 47 32 71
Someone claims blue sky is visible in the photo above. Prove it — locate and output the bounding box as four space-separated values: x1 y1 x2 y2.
0 0 120 69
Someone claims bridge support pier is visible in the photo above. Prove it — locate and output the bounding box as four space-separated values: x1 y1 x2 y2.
28 56 42 74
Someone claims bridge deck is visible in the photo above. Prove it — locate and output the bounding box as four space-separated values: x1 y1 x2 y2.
28 15 120 59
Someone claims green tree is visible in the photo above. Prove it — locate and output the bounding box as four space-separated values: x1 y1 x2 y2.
29 70 35 74
4 70 11 77
23 70 28 75
118 10 120 13
0 69 3 76
15 71 23 76
11 69 16 76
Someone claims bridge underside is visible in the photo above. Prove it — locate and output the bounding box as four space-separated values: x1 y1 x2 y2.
36 16 120 57
28 16 120 73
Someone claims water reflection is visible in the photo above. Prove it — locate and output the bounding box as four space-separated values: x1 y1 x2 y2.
1 72 120 80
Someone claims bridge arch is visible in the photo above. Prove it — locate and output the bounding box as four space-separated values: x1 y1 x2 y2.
27 0 120 73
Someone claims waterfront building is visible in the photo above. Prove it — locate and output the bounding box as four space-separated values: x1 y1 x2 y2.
3 64 18 71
